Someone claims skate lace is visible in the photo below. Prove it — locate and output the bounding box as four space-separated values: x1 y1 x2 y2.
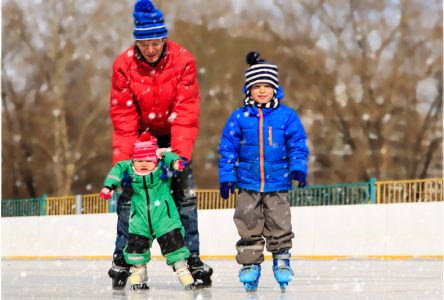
239 264 260 275
242 265 254 272
245 265 259 271
275 265 294 276
111 265 129 273
176 267 191 277
129 266 140 274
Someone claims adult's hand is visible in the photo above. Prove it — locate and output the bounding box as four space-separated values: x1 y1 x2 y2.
173 158 187 171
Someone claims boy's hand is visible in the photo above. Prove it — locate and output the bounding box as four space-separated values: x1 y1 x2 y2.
99 187 114 200
220 182 235 200
291 171 307 188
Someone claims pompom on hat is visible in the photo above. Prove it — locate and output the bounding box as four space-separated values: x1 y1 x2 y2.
133 0 168 40
133 131 159 163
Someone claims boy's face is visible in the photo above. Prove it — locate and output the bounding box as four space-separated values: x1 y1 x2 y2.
133 160 157 173
250 83 274 104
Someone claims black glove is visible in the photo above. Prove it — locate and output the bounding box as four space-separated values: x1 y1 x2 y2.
291 171 307 188
220 182 235 200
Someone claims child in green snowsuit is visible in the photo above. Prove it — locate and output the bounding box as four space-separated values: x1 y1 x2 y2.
100 132 194 289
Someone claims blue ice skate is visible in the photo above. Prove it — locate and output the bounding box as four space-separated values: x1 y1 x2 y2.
272 250 294 292
239 264 261 292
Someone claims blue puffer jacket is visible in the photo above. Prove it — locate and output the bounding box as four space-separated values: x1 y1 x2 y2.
219 103 309 193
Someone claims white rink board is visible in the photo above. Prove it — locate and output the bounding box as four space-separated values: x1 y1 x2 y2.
1 202 443 257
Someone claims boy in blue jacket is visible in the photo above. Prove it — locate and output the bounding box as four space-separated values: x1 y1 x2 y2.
218 52 309 292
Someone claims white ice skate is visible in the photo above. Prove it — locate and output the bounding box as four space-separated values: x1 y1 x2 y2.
129 265 149 290
174 260 195 289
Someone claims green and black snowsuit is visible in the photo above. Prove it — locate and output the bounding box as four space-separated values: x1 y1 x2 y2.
103 152 190 266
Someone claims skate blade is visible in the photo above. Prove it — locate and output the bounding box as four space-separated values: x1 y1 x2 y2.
184 284 196 290
131 283 149 290
192 281 212 289
243 281 258 292
112 283 126 290
280 283 288 293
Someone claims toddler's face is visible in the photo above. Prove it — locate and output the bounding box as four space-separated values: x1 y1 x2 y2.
250 83 274 104
133 160 156 173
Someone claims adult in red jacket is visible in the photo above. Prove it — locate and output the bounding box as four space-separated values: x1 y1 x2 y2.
107 0 213 289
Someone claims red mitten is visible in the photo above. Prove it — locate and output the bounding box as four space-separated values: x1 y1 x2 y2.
99 187 114 201
174 159 187 171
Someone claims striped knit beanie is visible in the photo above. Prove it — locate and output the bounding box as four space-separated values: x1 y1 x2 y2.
133 131 159 163
244 52 280 108
245 52 279 91
133 0 168 40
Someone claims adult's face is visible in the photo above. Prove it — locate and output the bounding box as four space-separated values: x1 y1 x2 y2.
136 38 166 64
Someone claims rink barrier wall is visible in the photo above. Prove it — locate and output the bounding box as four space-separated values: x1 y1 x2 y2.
1 178 443 217
2 202 443 259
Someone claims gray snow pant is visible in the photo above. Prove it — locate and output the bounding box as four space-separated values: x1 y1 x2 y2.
234 189 294 265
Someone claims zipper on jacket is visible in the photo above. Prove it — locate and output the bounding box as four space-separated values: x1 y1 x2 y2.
165 200 171 218
268 126 273 146
143 176 154 234
258 109 265 192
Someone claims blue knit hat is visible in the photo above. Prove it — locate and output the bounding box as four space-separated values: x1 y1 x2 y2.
133 0 168 40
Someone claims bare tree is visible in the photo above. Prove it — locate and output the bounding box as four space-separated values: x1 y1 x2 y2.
270 0 443 182
2 0 132 197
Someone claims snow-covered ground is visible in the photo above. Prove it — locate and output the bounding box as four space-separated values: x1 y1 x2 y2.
2 259 442 300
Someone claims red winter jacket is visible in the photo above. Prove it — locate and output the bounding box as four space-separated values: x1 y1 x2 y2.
110 41 200 164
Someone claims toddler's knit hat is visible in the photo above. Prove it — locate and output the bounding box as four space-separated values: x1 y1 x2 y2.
133 0 168 40
133 131 158 163
244 51 279 91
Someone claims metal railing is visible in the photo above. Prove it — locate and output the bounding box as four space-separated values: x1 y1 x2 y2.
46 196 77 215
289 178 375 206
376 178 443 204
196 189 238 210
2 178 442 217
82 193 110 214
1 196 45 217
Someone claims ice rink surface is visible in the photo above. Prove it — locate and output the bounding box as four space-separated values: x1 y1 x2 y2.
2 259 443 300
